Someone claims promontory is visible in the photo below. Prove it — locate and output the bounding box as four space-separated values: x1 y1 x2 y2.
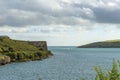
0 36 53 65
78 40 120 48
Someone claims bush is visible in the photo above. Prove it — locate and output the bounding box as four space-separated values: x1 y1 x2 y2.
5 52 17 61
0 48 3 53
82 60 120 80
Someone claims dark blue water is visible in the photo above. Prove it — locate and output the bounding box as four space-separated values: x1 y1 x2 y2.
0 47 120 80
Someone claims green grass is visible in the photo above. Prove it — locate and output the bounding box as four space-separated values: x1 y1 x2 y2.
104 40 120 42
0 38 39 51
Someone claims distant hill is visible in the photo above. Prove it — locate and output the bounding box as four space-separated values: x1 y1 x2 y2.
78 40 120 48
0 36 52 65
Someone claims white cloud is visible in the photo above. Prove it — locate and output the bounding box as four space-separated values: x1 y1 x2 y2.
1 0 120 45
1 0 120 28
0 26 28 33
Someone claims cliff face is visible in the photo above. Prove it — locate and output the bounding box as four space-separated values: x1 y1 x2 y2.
0 36 10 39
28 41 48 50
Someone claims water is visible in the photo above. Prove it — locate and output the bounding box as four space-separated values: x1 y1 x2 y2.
0 47 120 80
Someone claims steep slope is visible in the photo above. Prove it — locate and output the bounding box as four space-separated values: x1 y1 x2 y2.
78 40 120 48
0 36 52 65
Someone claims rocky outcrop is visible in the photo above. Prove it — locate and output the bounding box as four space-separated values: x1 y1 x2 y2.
0 55 11 65
28 41 48 50
0 36 10 39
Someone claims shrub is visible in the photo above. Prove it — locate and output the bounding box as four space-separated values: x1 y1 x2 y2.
0 48 2 53
5 52 17 61
82 60 120 80
17 52 24 60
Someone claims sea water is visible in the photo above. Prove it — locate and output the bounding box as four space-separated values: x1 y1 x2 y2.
0 46 120 80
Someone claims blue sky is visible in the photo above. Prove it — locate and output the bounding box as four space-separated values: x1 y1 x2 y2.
0 0 120 46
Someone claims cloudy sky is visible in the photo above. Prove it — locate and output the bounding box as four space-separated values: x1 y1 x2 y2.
0 0 120 46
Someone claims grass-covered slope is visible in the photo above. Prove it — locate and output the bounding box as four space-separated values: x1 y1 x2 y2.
78 40 120 48
0 36 52 65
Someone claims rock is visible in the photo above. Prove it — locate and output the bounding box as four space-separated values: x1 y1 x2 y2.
4 56 11 63
0 55 11 65
28 41 48 50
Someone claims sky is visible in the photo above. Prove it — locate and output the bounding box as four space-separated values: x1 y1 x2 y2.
0 0 120 46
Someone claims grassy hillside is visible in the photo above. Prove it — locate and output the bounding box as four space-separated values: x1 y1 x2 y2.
104 39 120 42
0 36 52 65
78 40 120 48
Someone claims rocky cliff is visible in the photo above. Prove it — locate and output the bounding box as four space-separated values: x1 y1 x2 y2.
28 41 48 50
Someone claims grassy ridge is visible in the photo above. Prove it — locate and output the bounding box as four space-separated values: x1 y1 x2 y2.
104 39 120 42
0 37 52 64
78 40 120 48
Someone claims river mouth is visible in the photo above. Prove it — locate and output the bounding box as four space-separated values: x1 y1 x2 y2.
0 47 120 80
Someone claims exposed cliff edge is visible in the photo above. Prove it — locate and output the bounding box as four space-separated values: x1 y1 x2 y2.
78 40 120 48
28 41 48 50
0 36 53 65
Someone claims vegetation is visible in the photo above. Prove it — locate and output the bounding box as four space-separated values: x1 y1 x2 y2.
105 40 120 42
82 60 120 80
78 40 120 48
0 36 52 65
